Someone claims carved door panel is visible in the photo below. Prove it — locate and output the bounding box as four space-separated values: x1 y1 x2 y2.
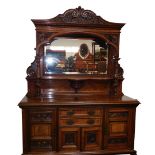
82 127 102 151
59 127 80 151
104 108 135 150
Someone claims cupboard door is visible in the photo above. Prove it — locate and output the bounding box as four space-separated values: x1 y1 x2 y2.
59 127 80 151
105 108 135 150
29 109 56 151
82 127 102 151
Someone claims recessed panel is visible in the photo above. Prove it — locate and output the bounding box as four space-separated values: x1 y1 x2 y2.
59 127 80 151
31 124 51 138
82 127 102 151
110 122 127 136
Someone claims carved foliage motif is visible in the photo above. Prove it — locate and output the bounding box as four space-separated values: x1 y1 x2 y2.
108 137 127 144
31 112 52 122
31 140 52 149
117 64 124 78
37 32 52 44
113 55 124 78
52 6 110 25
109 112 128 118
27 60 37 78
112 54 124 95
104 34 120 47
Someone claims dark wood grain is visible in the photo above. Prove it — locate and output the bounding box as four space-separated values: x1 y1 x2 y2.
19 6 140 155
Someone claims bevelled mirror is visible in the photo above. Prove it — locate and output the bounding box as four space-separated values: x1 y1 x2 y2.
43 36 108 75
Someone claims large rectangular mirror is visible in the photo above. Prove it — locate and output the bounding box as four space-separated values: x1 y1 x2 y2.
44 37 108 75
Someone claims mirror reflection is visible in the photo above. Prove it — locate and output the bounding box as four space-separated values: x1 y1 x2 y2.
44 37 108 74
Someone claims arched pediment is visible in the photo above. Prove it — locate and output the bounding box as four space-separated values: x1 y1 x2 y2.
32 6 125 29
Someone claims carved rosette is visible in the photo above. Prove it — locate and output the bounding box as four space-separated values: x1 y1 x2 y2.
37 32 52 45
104 34 120 48
52 6 111 25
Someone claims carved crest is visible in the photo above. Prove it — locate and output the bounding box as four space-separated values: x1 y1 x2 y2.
51 6 107 24
32 6 125 28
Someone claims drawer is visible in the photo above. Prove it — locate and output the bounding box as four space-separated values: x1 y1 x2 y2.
30 111 53 122
59 118 102 127
59 108 102 117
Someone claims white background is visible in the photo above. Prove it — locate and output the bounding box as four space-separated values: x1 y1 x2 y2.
0 0 155 154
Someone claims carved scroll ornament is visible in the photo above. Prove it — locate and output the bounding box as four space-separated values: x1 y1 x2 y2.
52 6 111 25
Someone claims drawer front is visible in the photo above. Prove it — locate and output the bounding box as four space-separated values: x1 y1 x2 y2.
59 118 102 127
59 108 102 117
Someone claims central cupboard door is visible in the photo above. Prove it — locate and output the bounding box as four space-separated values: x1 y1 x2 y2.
59 127 102 151
59 127 80 151
81 127 102 151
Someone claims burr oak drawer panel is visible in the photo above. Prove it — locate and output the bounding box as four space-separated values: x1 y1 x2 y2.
59 108 102 117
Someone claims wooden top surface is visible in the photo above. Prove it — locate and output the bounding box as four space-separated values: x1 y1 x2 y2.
19 95 140 107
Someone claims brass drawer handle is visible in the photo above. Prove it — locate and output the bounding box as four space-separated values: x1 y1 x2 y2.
87 119 95 125
88 110 95 116
66 119 74 125
67 110 75 116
